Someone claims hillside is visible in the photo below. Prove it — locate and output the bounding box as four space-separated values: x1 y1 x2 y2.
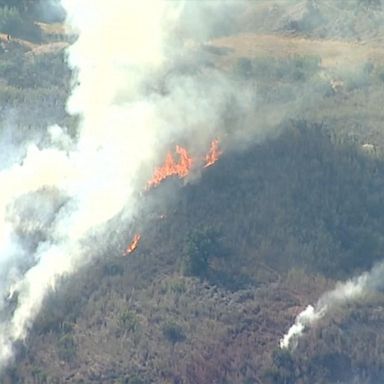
2 1 384 384
4 124 382 384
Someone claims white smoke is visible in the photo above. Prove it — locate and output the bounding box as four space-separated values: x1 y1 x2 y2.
0 0 178 371
0 0 380 374
280 304 320 349
0 0 260 372
280 263 384 350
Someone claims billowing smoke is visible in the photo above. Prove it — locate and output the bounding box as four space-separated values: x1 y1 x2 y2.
1 0 380 373
0 0 171 370
280 262 384 350
0 0 259 371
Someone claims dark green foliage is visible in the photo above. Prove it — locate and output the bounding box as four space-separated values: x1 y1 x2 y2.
31 367 48 384
162 321 186 345
235 55 321 83
164 278 186 294
183 227 222 277
263 349 296 384
308 352 352 382
33 281 84 334
175 122 384 279
119 310 138 332
0 51 70 89
0 46 73 130
104 263 124 277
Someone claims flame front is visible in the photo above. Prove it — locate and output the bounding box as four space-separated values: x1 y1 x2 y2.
204 139 221 168
124 234 141 256
147 145 193 188
147 140 222 190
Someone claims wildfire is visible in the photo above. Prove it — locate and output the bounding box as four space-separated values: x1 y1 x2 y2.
204 139 221 168
147 145 193 188
147 140 222 189
123 233 141 256
123 141 221 258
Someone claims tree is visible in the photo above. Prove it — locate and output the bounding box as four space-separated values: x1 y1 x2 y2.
183 227 221 277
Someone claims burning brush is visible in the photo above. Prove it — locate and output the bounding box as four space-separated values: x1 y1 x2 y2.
123 233 141 256
123 140 221 256
147 139 222 189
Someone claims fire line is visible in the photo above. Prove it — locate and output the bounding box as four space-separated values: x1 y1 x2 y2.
204 139 221 168
147 140 221 189
124 234 141 256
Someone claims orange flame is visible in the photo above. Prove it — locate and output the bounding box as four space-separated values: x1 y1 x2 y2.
147 145 193 188
204 139 222 168
147 140 222 189
124 234 141 256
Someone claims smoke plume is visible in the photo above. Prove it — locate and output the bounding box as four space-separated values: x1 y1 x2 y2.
280 262 384 350
0 0 259 371
0 0 171 370
1 0 381 373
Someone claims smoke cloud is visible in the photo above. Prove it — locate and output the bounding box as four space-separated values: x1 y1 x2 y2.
0 0 260 371
280 262 384 350
1 0 382 373
0 0 171 370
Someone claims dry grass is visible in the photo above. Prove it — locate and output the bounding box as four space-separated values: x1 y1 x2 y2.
27 42 69 56
0 32 37 49
35 22 67 36
0 22 71 56
208 33 384 70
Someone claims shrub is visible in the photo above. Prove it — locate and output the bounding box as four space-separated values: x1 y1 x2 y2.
31 367 47 384
119 310 138 332
166 278 186 294
183 228 221 277
57 334 76 362
162 321 186 345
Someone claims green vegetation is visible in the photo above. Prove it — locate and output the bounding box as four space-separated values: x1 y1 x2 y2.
162 321 186 345
263 349 296 384
119 309 139 332
31 367 48 384
0 50 69 89
0 12 74 136
57 334 76 362
235 55 322 83
14 121 384 383
4 2 384 383
183 227 222 277
7 84 384 384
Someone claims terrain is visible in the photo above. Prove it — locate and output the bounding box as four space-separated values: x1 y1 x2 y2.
2 1 384 383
